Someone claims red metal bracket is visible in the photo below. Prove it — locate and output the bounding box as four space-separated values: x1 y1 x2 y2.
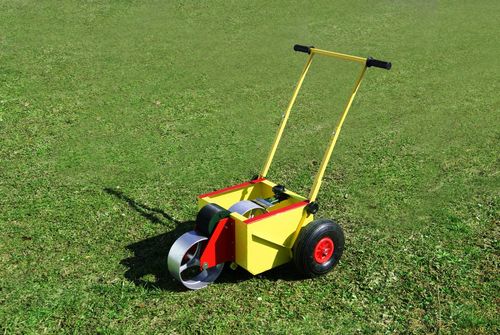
199 218 235 269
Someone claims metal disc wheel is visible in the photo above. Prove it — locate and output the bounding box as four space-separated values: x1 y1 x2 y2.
228 200 266 218
167 230 224 290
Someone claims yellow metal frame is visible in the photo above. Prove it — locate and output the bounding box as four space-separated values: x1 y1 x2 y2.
261 47 368 201
198 47 373 275
198 178 313 275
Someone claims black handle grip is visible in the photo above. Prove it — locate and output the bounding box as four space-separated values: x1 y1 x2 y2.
293 44 313 54
366 57 392 70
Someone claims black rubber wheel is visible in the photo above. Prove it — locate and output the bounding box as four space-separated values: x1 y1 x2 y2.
293 219 345 277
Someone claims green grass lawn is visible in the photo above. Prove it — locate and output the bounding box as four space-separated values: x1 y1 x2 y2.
1 0 498 333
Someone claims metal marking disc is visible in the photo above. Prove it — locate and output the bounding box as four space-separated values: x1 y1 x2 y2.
167 230 224 290
228 200 266 218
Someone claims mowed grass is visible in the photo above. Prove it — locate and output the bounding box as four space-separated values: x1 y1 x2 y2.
0 0 498 333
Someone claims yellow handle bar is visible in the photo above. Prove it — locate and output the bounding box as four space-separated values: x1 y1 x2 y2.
261 44 391 249
261 45 391 203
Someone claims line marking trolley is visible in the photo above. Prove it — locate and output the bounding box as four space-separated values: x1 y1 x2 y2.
168 44 391 289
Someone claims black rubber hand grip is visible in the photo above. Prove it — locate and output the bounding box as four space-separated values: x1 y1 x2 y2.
366 57 392 70
293 44 313 54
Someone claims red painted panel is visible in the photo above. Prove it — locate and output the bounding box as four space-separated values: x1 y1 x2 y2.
245 200 309 224
198 177 266 198
199 218 235 269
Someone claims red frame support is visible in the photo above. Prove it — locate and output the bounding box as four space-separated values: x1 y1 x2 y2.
199 218 235 269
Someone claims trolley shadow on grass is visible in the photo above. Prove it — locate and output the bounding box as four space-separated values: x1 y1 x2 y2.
104 188 302 292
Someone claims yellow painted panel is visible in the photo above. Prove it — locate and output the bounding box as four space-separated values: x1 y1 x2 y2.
245 235 289 275
243 206 314 275
197 179 307 211
196 179 314 275
198 183 262 209
234 216 248 270
248 206 312 247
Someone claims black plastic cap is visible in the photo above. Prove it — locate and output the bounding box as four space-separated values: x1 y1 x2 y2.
305 202 319 215
366 57 392 70
294 44 314 54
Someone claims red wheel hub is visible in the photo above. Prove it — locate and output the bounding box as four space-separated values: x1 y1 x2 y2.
314 237 334 264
